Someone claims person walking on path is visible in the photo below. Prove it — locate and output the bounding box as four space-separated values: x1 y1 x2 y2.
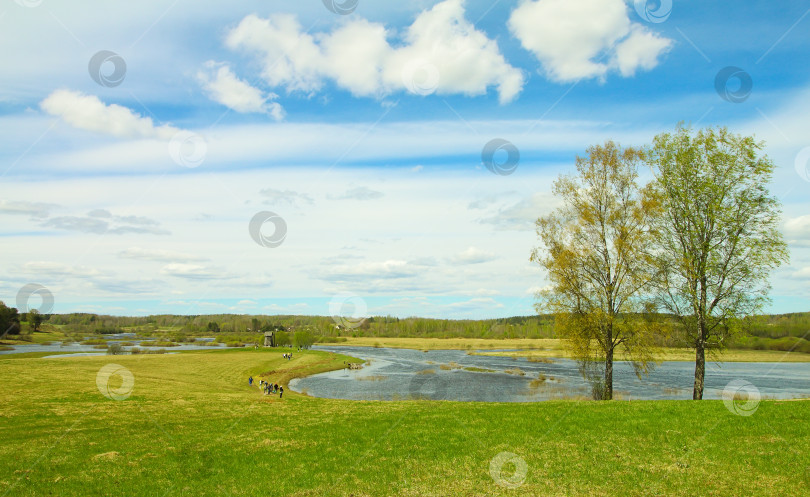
279 386 283 399
248 376 253 386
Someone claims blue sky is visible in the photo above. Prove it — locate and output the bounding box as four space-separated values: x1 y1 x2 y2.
1 0 810 320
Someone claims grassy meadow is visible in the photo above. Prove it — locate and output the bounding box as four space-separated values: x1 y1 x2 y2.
1 347 809 496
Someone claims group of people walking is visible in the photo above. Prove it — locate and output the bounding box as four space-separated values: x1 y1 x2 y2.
282 353 293 360
248 376 284 398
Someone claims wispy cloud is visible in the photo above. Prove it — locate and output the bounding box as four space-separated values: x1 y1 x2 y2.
118 247 208 263
159 263 231 280
198 61 284 119
40 90 180 140
474 192 560 231
0 200 58 219
41 214 170 235
450 246 497 265
328 186 384 201
259 188 314 206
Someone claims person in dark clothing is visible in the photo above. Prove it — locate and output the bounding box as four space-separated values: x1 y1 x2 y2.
248 376 253 386
279 386 283 399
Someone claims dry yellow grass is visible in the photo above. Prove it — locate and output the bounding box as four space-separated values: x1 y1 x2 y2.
473 346 810 363
355 375 387 381
336 336 560 351
332 337 810 362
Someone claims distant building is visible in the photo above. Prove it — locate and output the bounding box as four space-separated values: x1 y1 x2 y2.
263 331 275 347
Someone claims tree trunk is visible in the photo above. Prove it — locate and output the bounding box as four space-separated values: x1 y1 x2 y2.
604 346 614 400
693 338 705 400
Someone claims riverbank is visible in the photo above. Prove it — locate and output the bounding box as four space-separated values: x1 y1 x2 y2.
1 347 807 496
325 337 810 362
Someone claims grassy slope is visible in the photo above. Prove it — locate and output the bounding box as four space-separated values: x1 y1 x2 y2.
1 349 808 496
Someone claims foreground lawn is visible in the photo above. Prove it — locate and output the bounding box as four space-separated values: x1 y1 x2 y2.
1 349 808 496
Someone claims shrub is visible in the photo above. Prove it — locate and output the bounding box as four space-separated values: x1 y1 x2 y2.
107 343 124 355
294 331 314 349
139 341 178 347
590 380 608 400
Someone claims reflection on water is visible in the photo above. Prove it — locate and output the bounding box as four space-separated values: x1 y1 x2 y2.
0 336 227 358
290 345 810 402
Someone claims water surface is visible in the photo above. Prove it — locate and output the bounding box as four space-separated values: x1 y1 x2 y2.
0 336 227 357
290 345 810 402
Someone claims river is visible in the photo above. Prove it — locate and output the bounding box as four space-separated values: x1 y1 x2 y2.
289 345 810 402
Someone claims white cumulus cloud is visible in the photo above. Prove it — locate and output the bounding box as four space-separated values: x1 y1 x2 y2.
40 89 179 140
226 0 524 103
197 61 284 120
508 0 672 82
614 24 674 77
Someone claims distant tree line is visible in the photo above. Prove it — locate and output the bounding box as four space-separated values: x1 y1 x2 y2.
36 312 557 340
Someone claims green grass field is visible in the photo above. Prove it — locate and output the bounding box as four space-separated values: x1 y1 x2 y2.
1 348 809 496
